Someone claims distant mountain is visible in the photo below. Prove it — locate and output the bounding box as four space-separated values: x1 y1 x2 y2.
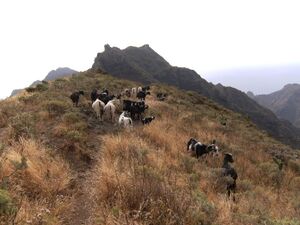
253 84 300 128
44 67 78 81
92 44 300 148
10 67 78 97
206 65 300 95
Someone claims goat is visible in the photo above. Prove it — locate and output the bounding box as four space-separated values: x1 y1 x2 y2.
142 116 155 125
123 100 148 120
70 91 84 107
222 153 238 201
104 99 120 122
137 91 150 100
187 138 219 158
206 140 220 156
91 89 98 102
123 89 131 98
131 87 137 97
142 86 150 92
92 99 105 121
99 94 116 104
118 111 133 128
157 92 168 101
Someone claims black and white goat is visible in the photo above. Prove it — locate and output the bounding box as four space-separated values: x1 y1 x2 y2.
187 138 219 158
118 111 133 128
142 116 155 125
70 91 84 107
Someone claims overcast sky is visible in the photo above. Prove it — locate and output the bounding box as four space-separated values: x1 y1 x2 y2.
1 0 300 98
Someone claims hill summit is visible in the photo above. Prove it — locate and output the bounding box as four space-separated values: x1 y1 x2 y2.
92 44 300 148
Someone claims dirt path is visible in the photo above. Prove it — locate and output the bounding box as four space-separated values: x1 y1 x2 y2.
64 161 99 225
63 118 120 225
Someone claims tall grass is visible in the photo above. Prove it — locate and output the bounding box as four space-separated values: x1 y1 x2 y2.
93 88 300 225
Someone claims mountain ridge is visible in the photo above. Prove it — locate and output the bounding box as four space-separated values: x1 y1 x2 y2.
92 44 300 148
253 83 300 128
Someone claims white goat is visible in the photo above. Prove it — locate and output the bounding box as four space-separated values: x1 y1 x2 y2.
131 87 137 97
92 99 106 121
104 99 120 122
118 111 133 128
137 86 142 92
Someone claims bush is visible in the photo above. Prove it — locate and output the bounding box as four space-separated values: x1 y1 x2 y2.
0 189 15 215
35 83 48 92
65 130 86 143
63 112 83 124
25 87 36 93
44 100 69 116
8 113 36 140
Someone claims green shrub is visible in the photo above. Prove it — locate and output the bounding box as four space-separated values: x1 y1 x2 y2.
8 113 36 139
191 190 216 224
63 112 83 124
0 189 15 215
44 100 69 116
65 130 86 143
267 218 300 225
35 83 48 92
25 87 36 93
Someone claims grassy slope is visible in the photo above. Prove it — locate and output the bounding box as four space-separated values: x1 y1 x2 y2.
0 71 299 225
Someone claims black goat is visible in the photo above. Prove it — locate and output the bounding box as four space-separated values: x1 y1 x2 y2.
137 91 150 100
99 94 115 105
222 153 238 201
123 100 148 120
70 91 84 107
91 89 98 102
142 86 150 92
156 92 168 101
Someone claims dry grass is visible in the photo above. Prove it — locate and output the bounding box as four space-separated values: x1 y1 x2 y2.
93 88 300 225
0 138 72 224
0 71 300 225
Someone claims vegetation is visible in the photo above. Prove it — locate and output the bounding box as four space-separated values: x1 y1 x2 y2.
0 71 299 225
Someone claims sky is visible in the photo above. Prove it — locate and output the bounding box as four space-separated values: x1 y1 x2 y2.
208 64 300 94
0 0 300 98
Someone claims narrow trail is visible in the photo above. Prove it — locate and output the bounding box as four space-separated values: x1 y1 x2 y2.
63 117 120 225
64 157 99 225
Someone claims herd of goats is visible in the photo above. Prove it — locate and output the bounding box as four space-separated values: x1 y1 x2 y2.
69 86 238 200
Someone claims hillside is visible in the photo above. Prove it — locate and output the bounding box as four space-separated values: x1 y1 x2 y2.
252 84 300 128
10 67 78 97
0 71 300 225
92 45 300 148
